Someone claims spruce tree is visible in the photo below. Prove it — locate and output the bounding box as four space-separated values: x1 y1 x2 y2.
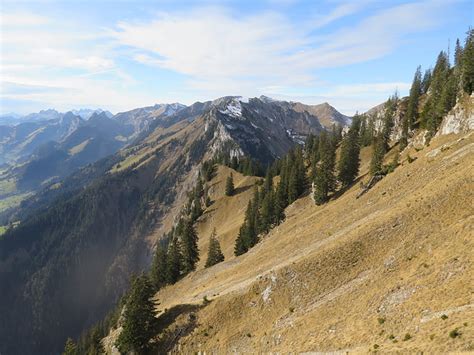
205 228 224 267
399 110 408 151
260 188 275 233
150 242 168 291
63 338 77 355
263 168 273 196
234 226 248 256
190 195 202 223
462 29 474 94
421 68 432 94
313 131 336 205
455 38 463 68
274 179 287 223
338 115 361 187
406 66 422 129
166 237 182 284
225 173 235 196
116 275 156 354
422 51 450 137
181 219 199 273
381 94 397 152
370 134 385 175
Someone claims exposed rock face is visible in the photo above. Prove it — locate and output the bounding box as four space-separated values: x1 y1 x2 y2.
202 96 349 163
364 100 405 141
114 103 187 139
437 94 474 135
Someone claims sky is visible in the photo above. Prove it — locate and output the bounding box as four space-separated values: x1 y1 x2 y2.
0 0 472 115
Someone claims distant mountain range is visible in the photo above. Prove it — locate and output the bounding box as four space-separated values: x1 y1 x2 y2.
0 98 350 196
0 108 113 125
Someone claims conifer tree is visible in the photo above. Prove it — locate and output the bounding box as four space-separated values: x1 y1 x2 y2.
381 94 397 152
195 176 204 198
181 219 199 273
421 68 432 94
313 131 336 205
455 38 463 68
260 188 275 233
310 134 321 175
225 173 235 196
461 29 474 94
399 110 408 151
338 115 361 187
263 168 274 196
150 242 168 290
205 228 224 267
422 51 450 137
274 179 287 223
190 194 203 222
63 338 77 355
116 275 156 354
234 226 248 256
370 134 385 175
406 66 422 129
166 237 182 284
234 192 260 255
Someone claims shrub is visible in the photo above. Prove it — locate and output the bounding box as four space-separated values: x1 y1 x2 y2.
449 328 461 339
403 333 412 341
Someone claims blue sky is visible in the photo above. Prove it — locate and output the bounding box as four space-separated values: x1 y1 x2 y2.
1 0 472 115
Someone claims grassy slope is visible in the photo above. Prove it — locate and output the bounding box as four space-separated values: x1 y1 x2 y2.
147 131 473 353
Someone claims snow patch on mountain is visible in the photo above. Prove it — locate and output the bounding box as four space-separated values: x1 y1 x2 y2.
219 99 243 118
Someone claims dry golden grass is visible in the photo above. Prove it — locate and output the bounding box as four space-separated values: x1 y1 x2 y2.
150 131 474 353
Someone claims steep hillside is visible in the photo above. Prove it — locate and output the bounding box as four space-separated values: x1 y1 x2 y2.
106 129 473 353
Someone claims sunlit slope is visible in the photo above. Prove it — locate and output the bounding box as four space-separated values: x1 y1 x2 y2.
153 131 474 353
195 165 260 268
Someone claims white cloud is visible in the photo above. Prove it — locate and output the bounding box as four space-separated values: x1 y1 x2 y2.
0 12 49 27
111 1 447 97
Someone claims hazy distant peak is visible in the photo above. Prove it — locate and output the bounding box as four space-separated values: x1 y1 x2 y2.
71 108 113 120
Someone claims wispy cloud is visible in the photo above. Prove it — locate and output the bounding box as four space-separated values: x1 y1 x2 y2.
111 1 448 96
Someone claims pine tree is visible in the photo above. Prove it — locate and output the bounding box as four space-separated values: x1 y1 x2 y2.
421 68 432 94
461 29 474 94
225 173 235 196
313 131 336 205
370 134 385 175
406 66 422 129
116 275 156 354
166 237 182 284
338 115 361 187
150 242 168 290
195 177 204 198
234 191 260 255
260 188 275 233
422 51 450 137
190 194 203 222
234 226 248 256
263 168 273 196
63 338 77 355
381 94 397 152
274 179 287 223
455 38 463 68
205 228 224 267
399 110 408 151
181 219 199 273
